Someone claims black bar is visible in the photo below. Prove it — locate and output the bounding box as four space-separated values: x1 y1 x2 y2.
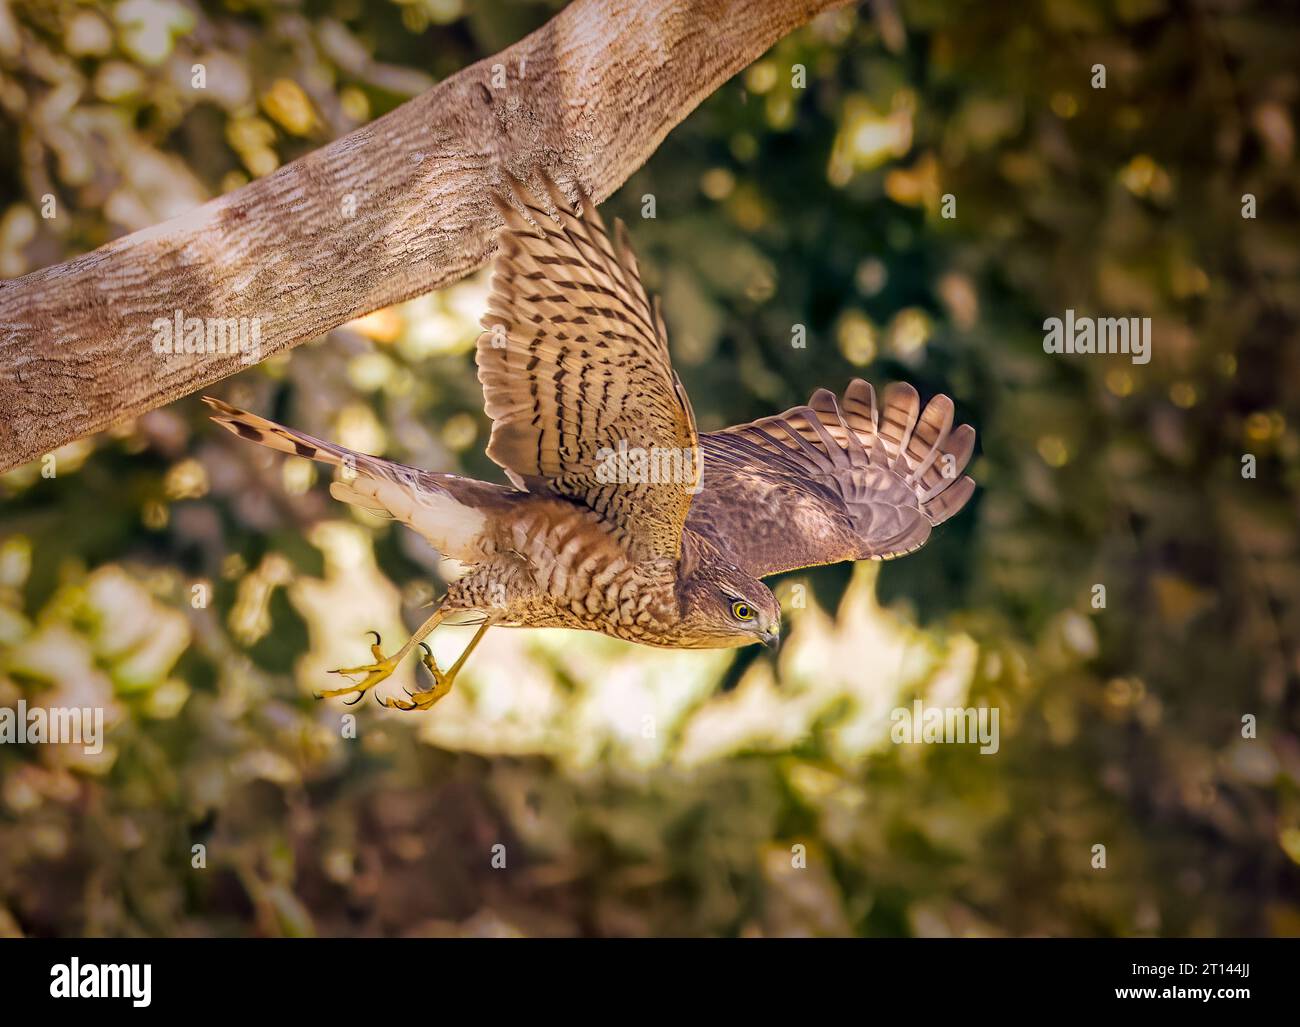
0 937 1291 1014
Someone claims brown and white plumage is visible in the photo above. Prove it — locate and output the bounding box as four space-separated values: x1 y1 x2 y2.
205 171 977 709
476 174 699 562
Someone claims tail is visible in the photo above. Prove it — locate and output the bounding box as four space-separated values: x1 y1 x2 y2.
205 396 371 472
203 397 489 560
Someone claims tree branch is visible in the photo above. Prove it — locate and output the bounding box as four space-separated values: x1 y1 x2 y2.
0 0 848 472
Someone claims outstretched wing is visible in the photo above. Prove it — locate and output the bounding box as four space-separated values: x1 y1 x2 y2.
475 172 698 561
686 380 976 579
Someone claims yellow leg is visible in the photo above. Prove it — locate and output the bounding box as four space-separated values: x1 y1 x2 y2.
379 616 497 712
316 605 447 704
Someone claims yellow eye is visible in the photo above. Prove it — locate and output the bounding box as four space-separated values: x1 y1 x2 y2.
731 600 755 621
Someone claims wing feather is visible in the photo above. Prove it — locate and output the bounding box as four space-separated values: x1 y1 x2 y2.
476 172 698 560
686 380 976 578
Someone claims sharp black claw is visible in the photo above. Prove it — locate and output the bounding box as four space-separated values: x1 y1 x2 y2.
312 691 322 700
418 642 432 658
343 690 366 706
366 630 382 646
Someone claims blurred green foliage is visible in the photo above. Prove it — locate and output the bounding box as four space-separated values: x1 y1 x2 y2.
1 0 1298 937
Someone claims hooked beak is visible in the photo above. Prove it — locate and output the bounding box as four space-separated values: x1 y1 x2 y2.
760 629 781 652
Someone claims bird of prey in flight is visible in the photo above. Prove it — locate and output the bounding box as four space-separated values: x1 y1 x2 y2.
206 173 976 711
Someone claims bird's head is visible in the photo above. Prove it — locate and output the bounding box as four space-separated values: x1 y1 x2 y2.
675 533 781 650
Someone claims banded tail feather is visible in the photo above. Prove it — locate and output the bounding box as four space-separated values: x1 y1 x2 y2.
205 396 363 470
202 397 488 560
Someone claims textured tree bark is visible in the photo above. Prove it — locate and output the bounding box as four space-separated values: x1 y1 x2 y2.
0 0 848 472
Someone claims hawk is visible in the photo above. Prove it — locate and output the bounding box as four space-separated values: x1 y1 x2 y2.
206 173 976 711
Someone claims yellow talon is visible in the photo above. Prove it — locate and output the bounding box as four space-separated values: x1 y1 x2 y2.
418 640 444 684
376 618 494 713
318 613 494 713
377 642 451 711
317 631 398 705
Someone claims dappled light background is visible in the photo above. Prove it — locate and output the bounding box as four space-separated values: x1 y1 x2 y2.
2 0 1299 937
